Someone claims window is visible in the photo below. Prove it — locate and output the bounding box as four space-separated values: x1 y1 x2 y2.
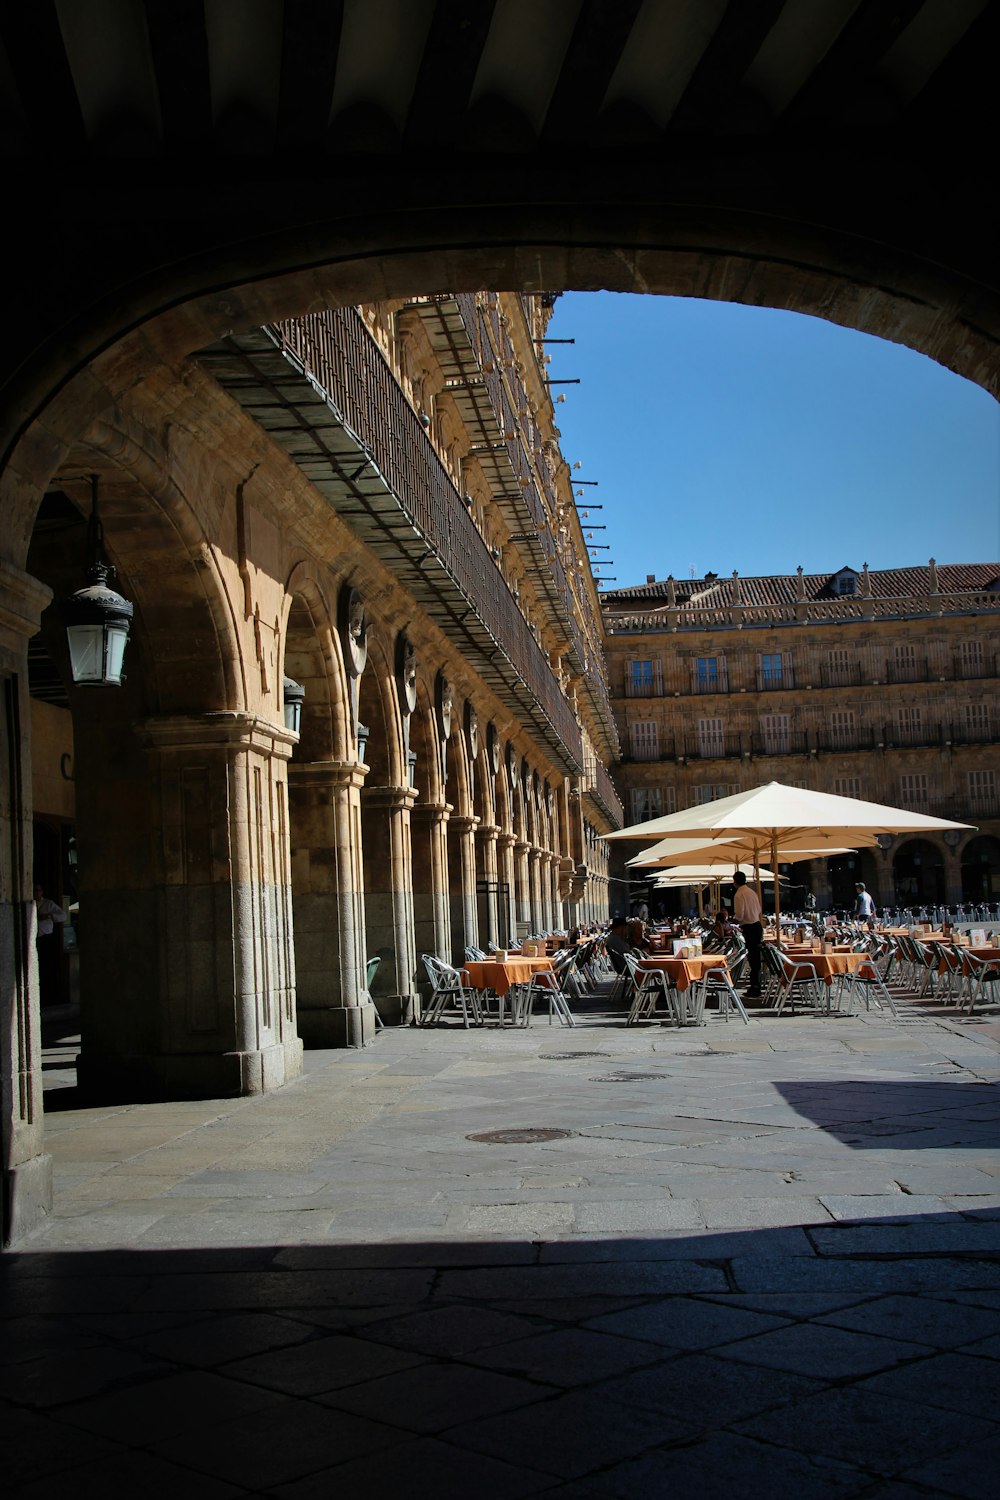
760 713 790 754
692 655 727 693
629 788 662 821
630 721 659 761
758 652 791 689
968 769 997 814
960 640 983 677
697 716 725 758
893 643 918 681
627 659 659 697
832 570 857 596
895 705 923 744
898 773 929 810
696 783 737 805
964 703 990 740
825 648 857 687
829 710 856 749
834 776 862 799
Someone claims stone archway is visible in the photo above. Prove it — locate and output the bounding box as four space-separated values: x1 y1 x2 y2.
893 838 946 908
960 835 1000 906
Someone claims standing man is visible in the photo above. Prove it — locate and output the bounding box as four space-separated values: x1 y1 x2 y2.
732 870 763 999
854 882 876 927
33 883 67 1006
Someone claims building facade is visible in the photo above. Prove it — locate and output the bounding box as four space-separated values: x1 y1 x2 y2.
602 564 1000 911
8 291 621 1240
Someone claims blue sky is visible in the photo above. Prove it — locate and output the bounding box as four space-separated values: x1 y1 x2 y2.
545 292 1000 590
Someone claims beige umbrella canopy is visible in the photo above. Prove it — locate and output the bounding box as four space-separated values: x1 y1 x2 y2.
626 837 876 869
612 781 974 942
651 864 780 885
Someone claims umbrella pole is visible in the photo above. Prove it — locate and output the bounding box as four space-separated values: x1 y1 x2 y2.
772 831 781 949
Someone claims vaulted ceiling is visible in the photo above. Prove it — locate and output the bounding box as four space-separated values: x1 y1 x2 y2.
1 0 997 442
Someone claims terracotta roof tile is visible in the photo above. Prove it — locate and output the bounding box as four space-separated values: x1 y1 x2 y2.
602 563 1000 610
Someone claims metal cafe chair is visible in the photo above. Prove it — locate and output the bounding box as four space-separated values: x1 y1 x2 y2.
624 952 677 1025
420 954 482 1028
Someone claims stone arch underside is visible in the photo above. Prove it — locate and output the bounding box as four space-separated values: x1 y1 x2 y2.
3 200 997 565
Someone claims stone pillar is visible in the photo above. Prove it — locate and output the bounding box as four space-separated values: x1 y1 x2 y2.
289 760 377 1048
514 838 531 938
448 814 479 963
361 783 419 1024
77 712 304 1100
496 831 517 949
942 846 963 907
411 802 451 961
0 560 54 1244
475 822 500 948
528 846 543 932
871 848 895 910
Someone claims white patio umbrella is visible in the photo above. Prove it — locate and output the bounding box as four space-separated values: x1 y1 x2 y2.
611 781 974 944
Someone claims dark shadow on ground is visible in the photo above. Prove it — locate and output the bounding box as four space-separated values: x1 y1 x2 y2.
3 1213 999 1497
774 1080 1000 1151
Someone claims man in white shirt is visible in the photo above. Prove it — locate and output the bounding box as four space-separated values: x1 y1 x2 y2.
732 871 763 998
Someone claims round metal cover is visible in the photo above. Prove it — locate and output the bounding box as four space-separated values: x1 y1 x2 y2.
466 1127 574 1144
590 1071 670 1082
542 1051 611 1060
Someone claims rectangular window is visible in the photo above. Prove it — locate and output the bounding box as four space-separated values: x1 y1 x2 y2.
898 773 929 810
893 643 918 681
825 648 856 687
629 787 663 822
834 776 862 799
627 659 658 697
695 656 718 691
760 712 790 754
964 703 990 739
968 769 997 814
758 652 784 689
695 783 736 805
630 721 659 761
697 716 725 758
896 705 923 744
960 640 983 677
830 710 856 749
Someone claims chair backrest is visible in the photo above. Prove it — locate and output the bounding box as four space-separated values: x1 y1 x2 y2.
365 955 381 989
464 945 487 961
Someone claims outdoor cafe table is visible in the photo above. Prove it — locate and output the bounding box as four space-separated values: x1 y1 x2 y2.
638 954 729 1025
461 957 555 1025
799 951 874 1012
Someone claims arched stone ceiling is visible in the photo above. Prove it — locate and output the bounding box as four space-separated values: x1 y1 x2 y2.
0 0 996 470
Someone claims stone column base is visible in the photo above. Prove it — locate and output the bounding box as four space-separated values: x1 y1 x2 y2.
3 1151 54 1247
297 1000 379 1048
77 1039 304 1101
372 992 421 1026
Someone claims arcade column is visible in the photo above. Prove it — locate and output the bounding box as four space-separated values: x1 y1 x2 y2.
0 560 54 1242
360 781 419 1025
288 759 377 1047
77 711 304 1100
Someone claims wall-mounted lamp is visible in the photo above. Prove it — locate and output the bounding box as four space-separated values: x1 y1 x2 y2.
407 749 417 789
61 475 134 687
357 722 370 764
283 676 305 735
463 493 474 508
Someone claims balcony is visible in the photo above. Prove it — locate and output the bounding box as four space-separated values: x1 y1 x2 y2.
814 729 879 754
750 732 810 758
819 661 863 688
585 760 625 827
198 307 583 774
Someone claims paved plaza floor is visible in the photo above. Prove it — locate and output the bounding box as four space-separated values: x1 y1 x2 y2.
4 988 1000 1496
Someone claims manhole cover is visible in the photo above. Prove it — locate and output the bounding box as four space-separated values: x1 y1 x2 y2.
591 1073 665 1082
542 1051 611 1060
466 1127 575 1145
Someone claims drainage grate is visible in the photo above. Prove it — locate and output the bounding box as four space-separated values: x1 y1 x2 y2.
466 1127 575 1145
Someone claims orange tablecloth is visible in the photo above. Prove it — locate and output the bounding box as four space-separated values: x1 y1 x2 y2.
807 952 873 987
638 954 728 992
785 944 852 956
939 946 1000 977
462 958 554 996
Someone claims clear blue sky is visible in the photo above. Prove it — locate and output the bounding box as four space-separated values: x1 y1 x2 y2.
545 292 1000 590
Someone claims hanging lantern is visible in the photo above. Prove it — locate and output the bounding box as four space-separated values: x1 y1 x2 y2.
61 476 133 687
283 676 305 735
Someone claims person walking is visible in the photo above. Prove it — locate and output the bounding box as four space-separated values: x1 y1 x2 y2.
732 870 763 998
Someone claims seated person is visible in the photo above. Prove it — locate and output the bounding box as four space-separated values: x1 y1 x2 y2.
603 915 646 974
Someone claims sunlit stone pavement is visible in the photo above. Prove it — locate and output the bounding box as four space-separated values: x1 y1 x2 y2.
4 990 1000 1496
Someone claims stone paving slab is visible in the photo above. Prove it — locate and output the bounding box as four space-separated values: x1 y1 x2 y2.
4 995 1000 1495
